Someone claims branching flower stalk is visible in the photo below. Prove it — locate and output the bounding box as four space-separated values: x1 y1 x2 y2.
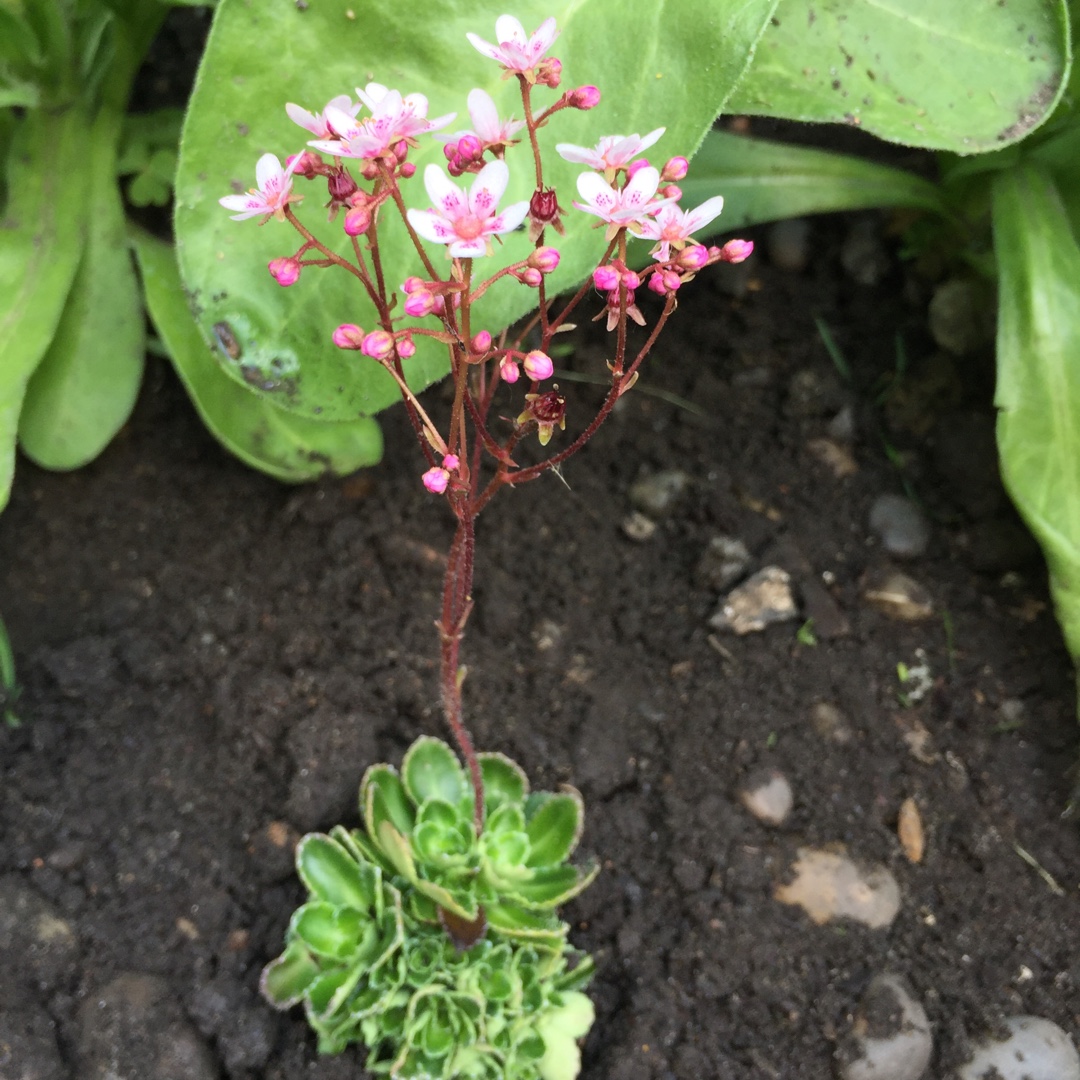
221 7 750 897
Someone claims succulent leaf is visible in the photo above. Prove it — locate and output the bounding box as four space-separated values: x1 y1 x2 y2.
296 834 376 910
260 939 320 1007
363 764 416 838
479 751 530 808
403 735 469 805
292 901 367 959
525 790 584 867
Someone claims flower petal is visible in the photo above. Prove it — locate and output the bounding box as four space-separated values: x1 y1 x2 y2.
530 16 559 55
448 237 489 258
467 88 500 141
576 171 618 214
469 159 509 217
465 32 505 62
555 142 602 167
637 127 666 154
621 165 660 209
407 208 454 244
423 164 467 217
254 153 284 192
683 195 725 233
495 14 528 47
487 199 530 235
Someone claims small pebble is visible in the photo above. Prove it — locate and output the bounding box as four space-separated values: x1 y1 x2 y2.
869 494 931 559
862 569 933 621
839 974 932 1080
767 217 811 272
628 469 690 517
709 567 797 635
622 511 657 542
696 535 752 592
807 438 858 478
810 702 855 744
774 847 901 928
957 1016 1080 1080
740 770 793 826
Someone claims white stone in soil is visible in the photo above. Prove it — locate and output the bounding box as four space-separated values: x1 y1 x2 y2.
868 494 931 559
956 1016 1080 1080
774 847 901 929
709 567 797 635
840 975 932 1080
740 770 793 826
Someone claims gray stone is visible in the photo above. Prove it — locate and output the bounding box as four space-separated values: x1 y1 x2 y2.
767 217 811 272
76 973 217 1080
628 470 691 518
0 1006 67 1080
740 769 793 826
0 875 79 1004
695 535 752 592
869 495 931 559
709 567 798 635
839 974 932 1080
957 1015 1080 1080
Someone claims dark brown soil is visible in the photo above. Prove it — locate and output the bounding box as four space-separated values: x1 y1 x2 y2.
3 203 1080 1079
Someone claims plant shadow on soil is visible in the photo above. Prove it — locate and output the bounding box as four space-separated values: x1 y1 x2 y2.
3 212 1080 1078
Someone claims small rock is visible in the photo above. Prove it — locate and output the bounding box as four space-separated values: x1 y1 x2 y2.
740 770 793 826
862 569 933 621
774 847 901 928
928 278 995 356
839 974 932 1080
829 404 857 442
709 567 798 635
695 535 752 592
810 702 855 745
785 367 846 419
629 470 691 517
621 511 657 542
897 798 925 864
0 876 79 1005
841 216 891 287
767 217 812 272
869 495 931 559
807 438 859 478
957 1016 1080 1080
0 1005 67 1080
76 973 217 1080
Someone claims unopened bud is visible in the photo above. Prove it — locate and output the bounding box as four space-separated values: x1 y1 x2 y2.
392 140 409 162
457 134 483 162
536 57 562 88
404 290 436 318
626 159 651 180
268 257 301 287
471 330 493 353
402 276 426 294
527 247 561 274
623 270 641 291
332 323 365 349
661 184 682 201
568 84 600 110
516 266 543 287
397 335 416 359
442 454 460 471
523 350 554 381
443 142 459 161
718 238 754 263
360 330 395 359
399 161 416 178
343 205 371 236
422 466 450 494
648 272 668 296
500 357 520 384
593 265 620 291
661 156 689 182
677 243 710 272
287 151 322 179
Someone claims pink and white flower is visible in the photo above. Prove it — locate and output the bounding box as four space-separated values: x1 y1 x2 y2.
285 95 360 139
309 84 454 161
556 129 665 177
466 15 559 79
573 166 669 238
438 88 525 156
219 154 302 222
637 196 726 261
407 160 529 258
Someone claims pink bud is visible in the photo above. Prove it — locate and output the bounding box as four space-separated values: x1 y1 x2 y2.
623 270 641 291
661 184 682 201
457 134 483 162
516 266 543 287
422 466 450 494
537 57 562 88
287 151 322 179
402 276 426 294
361 330 395 359
593 265 620 291
447 157 466 177
332 323 365 349
662 156 689 182
399 162 416 178
471 330 492 353
392 140 409 162
568 84 600 110
500 357 520 384
442 454 460 471
663 270 682 291
404 290 435 318
648 272 668 296
626 159 651 181
677 243 710 271
343 205 371 236
397 335 416 359
528 247 561 274
719 238 754 264
523 350 554 382
268 257 301 287
443 142 459 161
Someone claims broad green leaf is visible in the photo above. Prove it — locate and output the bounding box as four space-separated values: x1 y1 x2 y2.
402 736 467 807
296 833 376 910
536 992 594 1080
175 0 778 420
728 0 1071 153
292 900 366 959
0 106 87 512
485 900 565 945
679 130 947 231
130 227 384 481
361 764 416 836
525 790 583 868
506 862 599 910
18 108 144 470
478 752 529 810
992 163 1080 664
260 939 320 1007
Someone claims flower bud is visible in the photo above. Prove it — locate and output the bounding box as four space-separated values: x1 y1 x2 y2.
457 134 483 162
399 162 416 178
343 205 371 236
661 184 682 201
402 276 426 294
287 151 322 179
471 330 492 353
662 156 689 182
500 357 521 384
536 57 562 88
327 168 358 203
397 335 416 359
528 247 561 274
442 454 460 471
443 141 459 161
593 265 620 291
719 238 754 263
404 290 435 318
517 389 567 446
677 243 710 272
332 323 365 349
568 84 600 110
648 271 669 296
422 466 450 494
447 157 466 177
523 350 554 381
516 266 543 287
361 330 395 359
626 158 651 181
392 140 409 162
268 257 301 287
623 270 641 291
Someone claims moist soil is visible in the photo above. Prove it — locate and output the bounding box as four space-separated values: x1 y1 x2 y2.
3 18 1080 1079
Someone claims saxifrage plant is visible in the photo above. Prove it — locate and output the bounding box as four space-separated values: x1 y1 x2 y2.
215 11 753 1075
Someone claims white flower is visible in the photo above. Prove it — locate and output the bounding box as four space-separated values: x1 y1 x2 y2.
637 197 726 260
556 129 666 176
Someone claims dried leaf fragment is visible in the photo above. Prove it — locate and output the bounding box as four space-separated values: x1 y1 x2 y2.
897 797 924 863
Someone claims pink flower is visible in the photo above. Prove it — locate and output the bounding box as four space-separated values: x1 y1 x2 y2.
573 166 666 238
309 84 454 161
268 257 301 286
523 350 554 381
407 160 529 258
285 95 360 139
718 238 754 263
423 466 450 494
332 324 365 349
466 16 559 80
219 154 302 222
556 129 665 176
439 88 524 156
637 196 726 261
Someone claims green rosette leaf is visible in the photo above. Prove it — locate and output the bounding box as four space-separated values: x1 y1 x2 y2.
296 833 377 910
525 789 584 868
403 736 469 807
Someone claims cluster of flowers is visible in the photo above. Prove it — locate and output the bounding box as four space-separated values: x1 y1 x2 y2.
220 14 752 494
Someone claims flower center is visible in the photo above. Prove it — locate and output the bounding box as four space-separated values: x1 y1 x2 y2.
455 215 484 240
